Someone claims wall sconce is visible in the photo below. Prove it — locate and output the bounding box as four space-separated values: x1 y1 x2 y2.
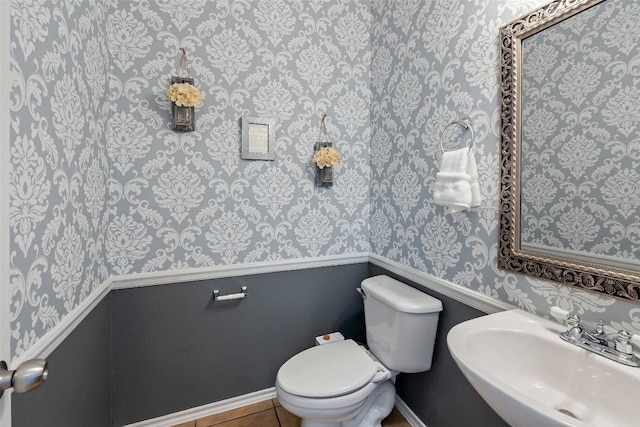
0 359 48 398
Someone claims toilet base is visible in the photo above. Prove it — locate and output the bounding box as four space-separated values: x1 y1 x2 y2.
292 380 396 427
342 380 395 427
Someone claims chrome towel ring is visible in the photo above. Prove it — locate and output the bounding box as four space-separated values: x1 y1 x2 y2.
439 117 474 153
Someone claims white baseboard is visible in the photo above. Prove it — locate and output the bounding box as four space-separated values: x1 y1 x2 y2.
395 396 428 427
123 388 277 427
124 389 426 427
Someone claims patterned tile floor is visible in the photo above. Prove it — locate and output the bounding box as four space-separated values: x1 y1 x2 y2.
172 398 412 427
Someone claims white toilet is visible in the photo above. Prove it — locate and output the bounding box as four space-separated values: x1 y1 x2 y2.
275 275 443 427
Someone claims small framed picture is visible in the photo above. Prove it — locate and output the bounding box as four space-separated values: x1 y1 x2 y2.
241 116 277 160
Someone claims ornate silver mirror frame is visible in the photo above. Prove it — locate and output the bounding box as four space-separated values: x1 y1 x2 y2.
498 0 640 302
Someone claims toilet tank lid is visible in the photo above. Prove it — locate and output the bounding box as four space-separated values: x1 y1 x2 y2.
362 275 443 313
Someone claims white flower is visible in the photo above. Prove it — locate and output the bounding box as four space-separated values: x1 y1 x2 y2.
313 147 342 169
166 82 203 107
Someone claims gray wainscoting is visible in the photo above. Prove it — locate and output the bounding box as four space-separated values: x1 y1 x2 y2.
370 265 507 427
11 294 112 427
11 263 505 427
110 263 370 426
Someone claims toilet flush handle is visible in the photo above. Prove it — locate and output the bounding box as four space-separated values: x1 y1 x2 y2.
356 287 366 299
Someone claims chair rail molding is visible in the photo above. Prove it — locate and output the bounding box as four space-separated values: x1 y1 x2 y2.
368 254 515 314
15 252 513 364
110 253 371 290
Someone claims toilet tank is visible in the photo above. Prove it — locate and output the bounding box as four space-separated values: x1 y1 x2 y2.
361 275 443 373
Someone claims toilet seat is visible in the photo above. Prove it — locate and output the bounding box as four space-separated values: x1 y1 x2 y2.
276 339 377 398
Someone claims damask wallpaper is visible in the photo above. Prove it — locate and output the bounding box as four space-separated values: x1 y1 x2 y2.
521 0 640 269
10 0 111 357
106 0 372 274
9 0 372 357
369 0 640 332
9 0 640 360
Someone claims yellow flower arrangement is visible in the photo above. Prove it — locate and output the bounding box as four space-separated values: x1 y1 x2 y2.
166 82 203 107
313 146 342 169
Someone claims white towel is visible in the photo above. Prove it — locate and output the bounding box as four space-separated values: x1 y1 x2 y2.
433 147 481 214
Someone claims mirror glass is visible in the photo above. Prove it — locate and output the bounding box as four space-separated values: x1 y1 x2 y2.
520 0 640 272
499 0 640 301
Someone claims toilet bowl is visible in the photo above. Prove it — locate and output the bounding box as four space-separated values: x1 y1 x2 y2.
275 275 443 427
275 339 396 427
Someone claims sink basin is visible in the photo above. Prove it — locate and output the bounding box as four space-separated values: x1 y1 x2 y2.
447 309 640 427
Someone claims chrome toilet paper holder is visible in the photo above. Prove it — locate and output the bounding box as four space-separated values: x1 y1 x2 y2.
213 286 248 302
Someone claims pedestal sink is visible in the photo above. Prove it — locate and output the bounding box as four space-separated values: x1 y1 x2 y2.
447 309 640 427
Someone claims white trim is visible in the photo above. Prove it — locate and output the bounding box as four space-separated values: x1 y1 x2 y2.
15 253 515 363
8 252 515 427
368 254 515 314
111 253 370 290
395 396 428 427
123 387 277 427
121 388 426 427
17 254 370 360
0 0 12 424
12 279 112 366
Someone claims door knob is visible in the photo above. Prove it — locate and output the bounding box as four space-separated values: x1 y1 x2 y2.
0 359 48 398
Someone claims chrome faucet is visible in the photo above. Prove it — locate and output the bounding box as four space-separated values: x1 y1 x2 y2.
548 307 640 368
581 319 608 346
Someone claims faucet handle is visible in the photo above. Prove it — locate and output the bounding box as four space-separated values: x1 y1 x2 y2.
594 320 605 334
566 313 581 328
615 330 634 356
591 320 607 339
548 306 571 325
